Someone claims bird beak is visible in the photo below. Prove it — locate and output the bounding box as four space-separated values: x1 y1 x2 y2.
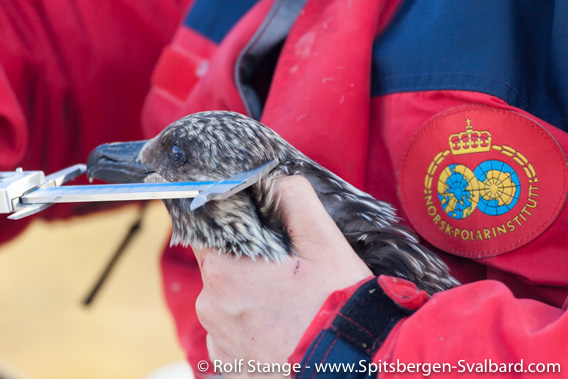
86 140 154 183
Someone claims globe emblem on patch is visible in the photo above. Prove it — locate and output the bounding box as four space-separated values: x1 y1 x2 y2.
438 160 520 219
474 160 521 216
437 164 479 219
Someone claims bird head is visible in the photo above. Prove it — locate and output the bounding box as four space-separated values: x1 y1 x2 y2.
87 111 295 261
87 111 294 186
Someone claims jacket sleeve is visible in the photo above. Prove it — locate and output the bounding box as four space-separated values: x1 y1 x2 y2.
377 279 566 377
289 276 566 378
0 1 189 242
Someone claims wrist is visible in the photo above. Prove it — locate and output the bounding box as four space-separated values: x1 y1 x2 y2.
288 275 376 365
288 275 430 369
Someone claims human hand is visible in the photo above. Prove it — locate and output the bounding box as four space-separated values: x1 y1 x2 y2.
193 176 373 376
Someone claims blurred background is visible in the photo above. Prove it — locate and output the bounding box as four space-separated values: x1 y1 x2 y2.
0 201 192 379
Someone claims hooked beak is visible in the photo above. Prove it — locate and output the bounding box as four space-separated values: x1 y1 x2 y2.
86 140 153 183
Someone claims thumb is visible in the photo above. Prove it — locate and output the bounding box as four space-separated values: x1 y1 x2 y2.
274 175 341 243
273 175 370 275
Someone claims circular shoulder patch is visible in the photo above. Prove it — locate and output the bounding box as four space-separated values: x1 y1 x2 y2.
399 105 568 258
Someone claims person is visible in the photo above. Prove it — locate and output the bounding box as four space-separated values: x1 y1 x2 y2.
152 0 568 376
2 0 567 377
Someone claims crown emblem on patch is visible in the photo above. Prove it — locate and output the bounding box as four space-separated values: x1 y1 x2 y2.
449 118 492 155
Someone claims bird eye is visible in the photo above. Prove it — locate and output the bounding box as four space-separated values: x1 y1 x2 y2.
170 145 185 165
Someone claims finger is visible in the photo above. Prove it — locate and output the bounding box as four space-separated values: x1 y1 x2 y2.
273 175 339 236
273 176 372 279
273 176 354 258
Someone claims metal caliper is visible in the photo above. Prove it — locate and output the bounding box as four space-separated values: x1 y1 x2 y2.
0 160 278 220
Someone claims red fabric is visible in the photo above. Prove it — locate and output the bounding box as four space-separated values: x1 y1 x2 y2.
380 279 566 377
261 0 384 187
0 1 191 242
142 26 217 137
0 66 27 170
289 275 567 377
378 275 429 311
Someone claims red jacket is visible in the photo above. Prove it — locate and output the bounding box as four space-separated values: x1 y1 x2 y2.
149 0 568 374
2 0 567 376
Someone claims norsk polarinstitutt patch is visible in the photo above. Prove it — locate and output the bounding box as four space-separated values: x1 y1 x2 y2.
399 106 568 258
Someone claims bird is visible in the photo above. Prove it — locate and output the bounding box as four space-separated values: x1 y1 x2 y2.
87 110 459 295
